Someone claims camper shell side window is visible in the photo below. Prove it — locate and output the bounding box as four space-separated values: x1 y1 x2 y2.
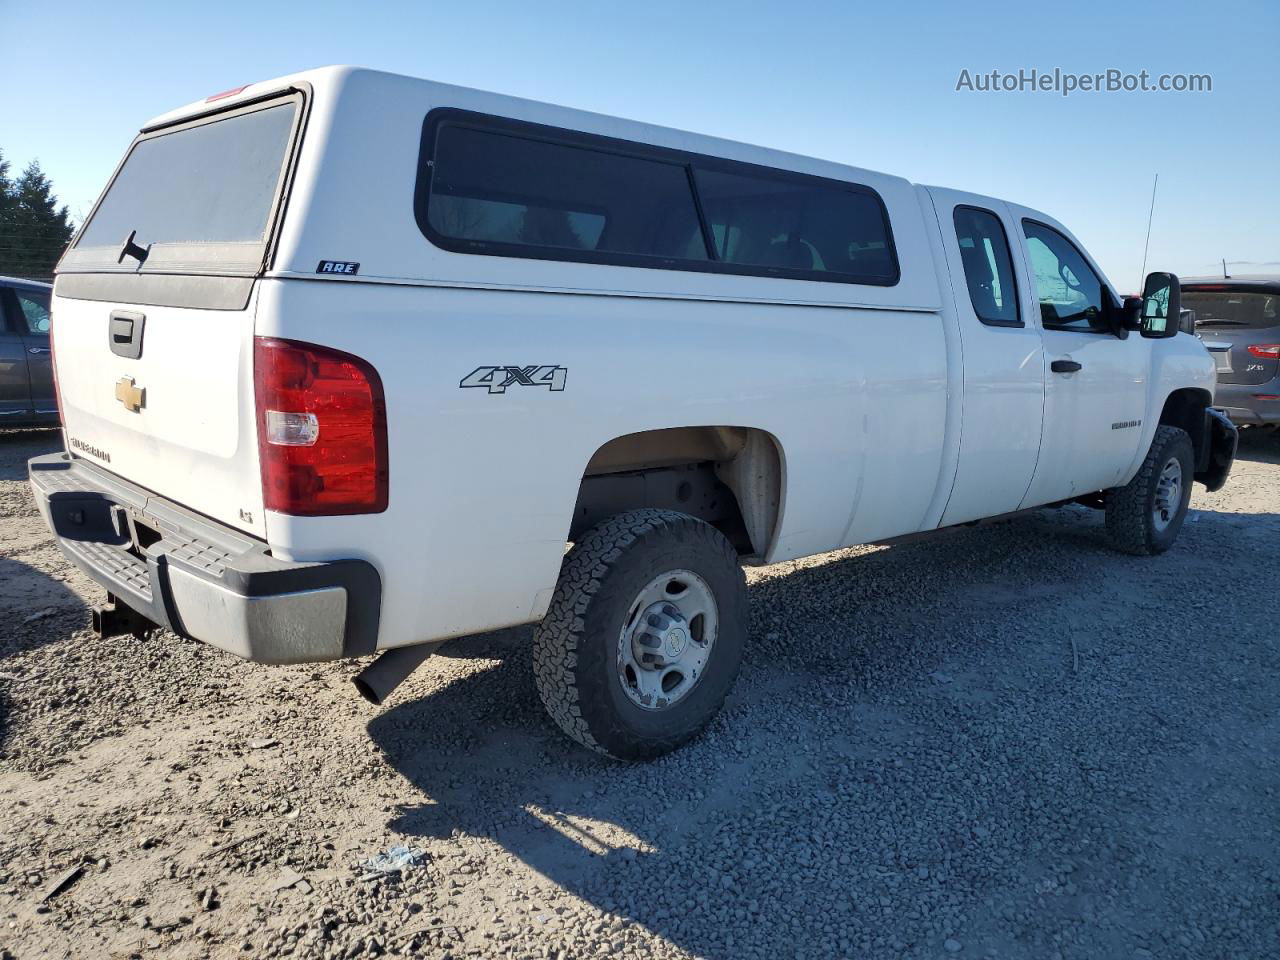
414 108 900 287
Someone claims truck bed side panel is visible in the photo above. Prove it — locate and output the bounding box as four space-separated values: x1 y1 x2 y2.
256 278 947 649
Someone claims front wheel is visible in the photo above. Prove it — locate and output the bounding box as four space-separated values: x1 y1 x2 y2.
1104 425 1195 555
532 509 747 760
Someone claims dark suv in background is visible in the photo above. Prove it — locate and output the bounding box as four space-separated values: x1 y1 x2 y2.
1184 276 1280 428
0 276 57 426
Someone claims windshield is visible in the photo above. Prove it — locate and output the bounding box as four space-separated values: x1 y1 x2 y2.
1183 290 1280 330
76 101 297 249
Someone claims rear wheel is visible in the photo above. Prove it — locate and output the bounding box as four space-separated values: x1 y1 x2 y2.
532 509 747 760
1104 425 1194 555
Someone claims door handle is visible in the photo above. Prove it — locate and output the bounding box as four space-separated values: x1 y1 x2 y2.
27 346 50 355
1051 359 1082 373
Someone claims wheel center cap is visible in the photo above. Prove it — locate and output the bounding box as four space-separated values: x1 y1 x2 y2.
666 628 687 658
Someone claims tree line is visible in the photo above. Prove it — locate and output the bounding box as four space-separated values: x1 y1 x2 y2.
0 148 75 282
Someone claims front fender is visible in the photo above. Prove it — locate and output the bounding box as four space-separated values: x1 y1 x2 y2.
1122 334 1217 486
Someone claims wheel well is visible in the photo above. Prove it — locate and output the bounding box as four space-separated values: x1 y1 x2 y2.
1159 388 1213 470
569 427 783 560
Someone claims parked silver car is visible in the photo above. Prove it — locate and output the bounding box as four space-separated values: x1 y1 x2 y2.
1184 276 1280 427
0 276 57 426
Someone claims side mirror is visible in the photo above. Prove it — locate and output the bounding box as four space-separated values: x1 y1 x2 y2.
1140 272 1181 338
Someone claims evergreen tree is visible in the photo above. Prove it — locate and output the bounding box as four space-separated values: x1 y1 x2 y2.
0 156 75 280
0 149 14 242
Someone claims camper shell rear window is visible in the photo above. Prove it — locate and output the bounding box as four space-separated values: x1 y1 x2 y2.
60 91 305 279
415 109 899 287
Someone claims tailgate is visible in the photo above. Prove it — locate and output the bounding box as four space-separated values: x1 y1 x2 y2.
53 292 265 536
50 88 307 538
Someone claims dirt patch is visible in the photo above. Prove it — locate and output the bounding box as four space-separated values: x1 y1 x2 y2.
2 428 1278 959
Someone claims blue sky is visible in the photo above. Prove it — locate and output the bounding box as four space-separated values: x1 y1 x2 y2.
3 0 1275 289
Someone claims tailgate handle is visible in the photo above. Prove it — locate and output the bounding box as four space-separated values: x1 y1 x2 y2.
109 311 145 360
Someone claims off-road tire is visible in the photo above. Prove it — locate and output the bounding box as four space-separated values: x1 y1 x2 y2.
1105 425 1194 555
532 509 747 760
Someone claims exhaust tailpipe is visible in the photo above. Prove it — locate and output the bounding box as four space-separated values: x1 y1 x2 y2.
353 641 443 705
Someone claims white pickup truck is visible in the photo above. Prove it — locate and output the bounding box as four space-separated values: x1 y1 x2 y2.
32 67 1237 759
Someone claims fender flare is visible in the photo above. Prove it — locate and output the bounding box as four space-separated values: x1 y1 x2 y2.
1194 408 1237 492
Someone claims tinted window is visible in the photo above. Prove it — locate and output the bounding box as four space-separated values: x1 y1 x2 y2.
427 124 707 261
1182 290 1280 331
1022 221 1110 332
77 102 297 249
418 111 899 286
952 207 1019 326
693 168 896 283
13 288 50 334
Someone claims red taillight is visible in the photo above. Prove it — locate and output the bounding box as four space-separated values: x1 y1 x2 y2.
1247 344 1280 359
253 337 388 516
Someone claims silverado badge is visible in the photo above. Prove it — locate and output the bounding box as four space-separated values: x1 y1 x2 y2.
115 376 145 413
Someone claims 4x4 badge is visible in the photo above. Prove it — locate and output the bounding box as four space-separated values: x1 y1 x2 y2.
460 365 567 394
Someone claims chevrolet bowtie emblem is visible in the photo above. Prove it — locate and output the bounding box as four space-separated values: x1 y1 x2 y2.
115 376 145 413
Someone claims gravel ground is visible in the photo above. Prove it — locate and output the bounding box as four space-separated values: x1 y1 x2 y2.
1 427 1278 960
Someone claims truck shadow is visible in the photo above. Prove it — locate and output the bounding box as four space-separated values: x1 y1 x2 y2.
367 501 1280 957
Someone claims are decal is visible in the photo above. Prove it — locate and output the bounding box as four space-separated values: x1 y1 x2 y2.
316 260 360 275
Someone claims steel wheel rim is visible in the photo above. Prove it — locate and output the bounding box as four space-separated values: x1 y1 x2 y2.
1152 456 1183 532
617 569 718 711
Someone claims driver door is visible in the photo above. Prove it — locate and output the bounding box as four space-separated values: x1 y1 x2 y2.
1012 214 1150 507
